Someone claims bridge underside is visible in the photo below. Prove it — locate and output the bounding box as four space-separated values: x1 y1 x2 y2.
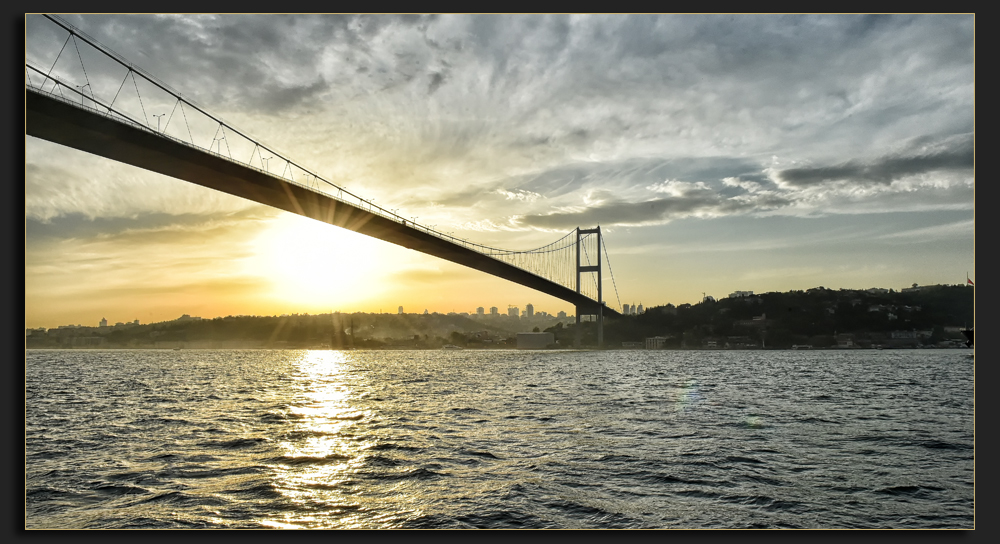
27 90 619 318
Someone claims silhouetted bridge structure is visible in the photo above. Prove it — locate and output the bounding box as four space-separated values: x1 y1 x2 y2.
25 15 622 345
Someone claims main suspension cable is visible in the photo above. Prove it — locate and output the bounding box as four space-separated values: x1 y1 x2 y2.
601 231 623 313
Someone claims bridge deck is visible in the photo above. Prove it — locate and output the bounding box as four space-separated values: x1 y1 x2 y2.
26 89 618 317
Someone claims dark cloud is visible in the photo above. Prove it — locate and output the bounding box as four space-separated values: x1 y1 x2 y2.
38 14 445 114
249 79 330 112
25 209 270 244
776 133 974 186
516 191 792 230
427 72 445 94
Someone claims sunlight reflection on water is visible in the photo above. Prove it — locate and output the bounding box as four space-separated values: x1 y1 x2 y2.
265 350 370 529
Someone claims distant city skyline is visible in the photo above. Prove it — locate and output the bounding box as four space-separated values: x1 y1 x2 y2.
31 279 971 330
26 15 974 329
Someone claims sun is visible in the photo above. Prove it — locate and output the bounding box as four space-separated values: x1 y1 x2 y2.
245 213 393 310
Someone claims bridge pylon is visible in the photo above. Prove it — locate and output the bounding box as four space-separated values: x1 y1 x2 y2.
574 226 604 348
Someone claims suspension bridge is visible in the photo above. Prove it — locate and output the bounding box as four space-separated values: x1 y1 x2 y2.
25 15 624 345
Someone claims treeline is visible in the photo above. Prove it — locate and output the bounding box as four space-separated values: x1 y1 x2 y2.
27 312 527 349
585 284 974 349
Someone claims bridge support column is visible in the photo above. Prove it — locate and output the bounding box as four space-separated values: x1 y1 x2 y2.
598 304 603 349
574 307 581 348
576 226 605 349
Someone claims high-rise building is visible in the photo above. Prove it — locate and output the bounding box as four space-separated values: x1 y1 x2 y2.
525 303 534 318
636 304 644 314
398 306 404 314
557 311 567 319
490 306 499 316
508 306 519 318
99 317 107 327
476 307 484 316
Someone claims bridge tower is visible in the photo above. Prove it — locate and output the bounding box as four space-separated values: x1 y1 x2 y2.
574 226 604 348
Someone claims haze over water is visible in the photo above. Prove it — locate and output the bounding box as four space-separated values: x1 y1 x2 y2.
26 349 973 529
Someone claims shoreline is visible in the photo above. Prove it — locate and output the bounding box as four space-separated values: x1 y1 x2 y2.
24 346 973 352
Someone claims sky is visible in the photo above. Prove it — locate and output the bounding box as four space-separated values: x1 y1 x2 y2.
24 14 975 329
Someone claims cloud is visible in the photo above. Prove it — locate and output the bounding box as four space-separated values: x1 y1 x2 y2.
774 132 974 187
496 188 542 202
427 71 446 94
88 277 271 299
722 176 764 193
514 191 793 230
25 207 272 244
646 180 713 197
875 219 975 241
387 266 480 286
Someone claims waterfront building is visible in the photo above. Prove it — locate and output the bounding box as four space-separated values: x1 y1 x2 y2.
645 336 669 350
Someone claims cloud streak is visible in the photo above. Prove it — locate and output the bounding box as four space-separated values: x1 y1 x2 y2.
515 191 793 230
774 133 974 187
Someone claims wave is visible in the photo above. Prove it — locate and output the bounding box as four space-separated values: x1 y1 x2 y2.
461 449 500 459
377 467 446 481
271 454 352 466
196 437 270 449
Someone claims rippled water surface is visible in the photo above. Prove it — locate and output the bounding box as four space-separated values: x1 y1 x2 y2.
26 349 974 528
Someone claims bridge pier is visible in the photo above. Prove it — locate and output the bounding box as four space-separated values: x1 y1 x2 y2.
574 309 581 348
573 305 605 349
598 304 604 348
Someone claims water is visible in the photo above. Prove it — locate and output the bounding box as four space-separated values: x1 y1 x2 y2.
25 349 974 529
